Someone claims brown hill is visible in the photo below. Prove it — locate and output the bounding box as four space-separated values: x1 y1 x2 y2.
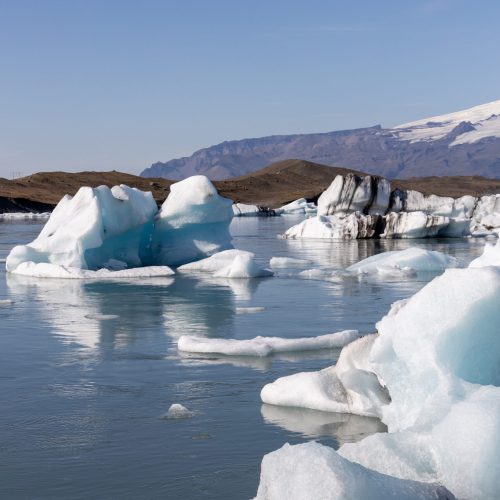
1 159 500 212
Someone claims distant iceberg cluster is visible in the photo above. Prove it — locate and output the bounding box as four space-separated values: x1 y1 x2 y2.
256 240 500 499
283 173 500 239
6 176 234 277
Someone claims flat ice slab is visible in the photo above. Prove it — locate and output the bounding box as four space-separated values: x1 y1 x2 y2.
177 330 361 357
10 262 175 279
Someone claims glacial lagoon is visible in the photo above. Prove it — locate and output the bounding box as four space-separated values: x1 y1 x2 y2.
0 216 487 499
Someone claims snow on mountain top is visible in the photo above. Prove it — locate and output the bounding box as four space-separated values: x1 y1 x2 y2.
393 99 500 144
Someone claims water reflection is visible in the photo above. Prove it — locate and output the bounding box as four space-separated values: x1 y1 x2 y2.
261 404 387 445
6 274 242 352
176 348 343 372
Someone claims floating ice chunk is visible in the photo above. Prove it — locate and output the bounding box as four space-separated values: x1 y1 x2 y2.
276 198 317 215
6 185 158 273
150 176 233 266
163 403 195 419
0 299 14 306
235 306 266 314
468 239 500 268
261 335 390 417
84 313 119 320
178 330 360 357
255 442 453 500
10 262 175 279
213 254 273 278
347 247 462 273
177 249 255 273
269 256 312 268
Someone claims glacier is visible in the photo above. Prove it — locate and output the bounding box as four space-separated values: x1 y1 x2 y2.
257 262 500 499
6 176 234 277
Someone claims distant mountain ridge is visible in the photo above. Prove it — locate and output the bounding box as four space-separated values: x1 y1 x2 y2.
141 100 500 180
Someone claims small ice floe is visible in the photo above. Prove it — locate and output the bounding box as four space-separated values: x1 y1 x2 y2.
0 212 51 220
0 299 14 306
177 330 361 357
84 314 119 320
0 258 6 263
163 403 196 420
235 306 266 314
177 249 255 273
347 247 462 273
269 257 312 268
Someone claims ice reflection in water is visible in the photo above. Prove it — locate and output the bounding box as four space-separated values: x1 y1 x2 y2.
261 404 387 445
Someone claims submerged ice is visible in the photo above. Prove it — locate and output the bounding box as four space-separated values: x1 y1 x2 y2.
6 176 234 276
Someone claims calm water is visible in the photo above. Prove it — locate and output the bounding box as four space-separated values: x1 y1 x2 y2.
0 216 486 499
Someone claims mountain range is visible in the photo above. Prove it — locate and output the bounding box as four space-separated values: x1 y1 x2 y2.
141 100 500 180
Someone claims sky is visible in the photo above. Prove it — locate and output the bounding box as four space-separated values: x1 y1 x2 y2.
1 0 499 178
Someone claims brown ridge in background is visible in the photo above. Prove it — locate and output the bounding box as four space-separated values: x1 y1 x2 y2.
1 159 500 212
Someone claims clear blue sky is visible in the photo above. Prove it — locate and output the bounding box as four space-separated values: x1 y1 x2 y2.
1 0 499 177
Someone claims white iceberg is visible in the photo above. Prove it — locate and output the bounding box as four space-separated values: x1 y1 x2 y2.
469 239 500 268
235 306 266 314
347 247 462 274
6 185 157 273
382 211 450 239
6 176 235 277
178 330 361 357
150 175 234 266
258 266 500 499
232 203 261 216
213 254 273 278
255 441 453 500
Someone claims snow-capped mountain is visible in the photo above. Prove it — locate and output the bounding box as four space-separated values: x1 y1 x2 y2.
393 100 500 146
142 100 500 180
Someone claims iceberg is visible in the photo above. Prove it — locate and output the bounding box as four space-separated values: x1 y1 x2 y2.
149 175 233 266
6 176 234 276
6 185 157 273
178 330 361 357
258 266 500 499
347 247 462 273
232 203 276 217
381 212 450 239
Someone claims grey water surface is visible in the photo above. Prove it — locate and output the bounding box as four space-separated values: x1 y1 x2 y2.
0 216 487 499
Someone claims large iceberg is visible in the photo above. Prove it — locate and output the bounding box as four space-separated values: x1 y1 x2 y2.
258 265 500 499
469 239 500 268
6 176 234 276
6 185 157 273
